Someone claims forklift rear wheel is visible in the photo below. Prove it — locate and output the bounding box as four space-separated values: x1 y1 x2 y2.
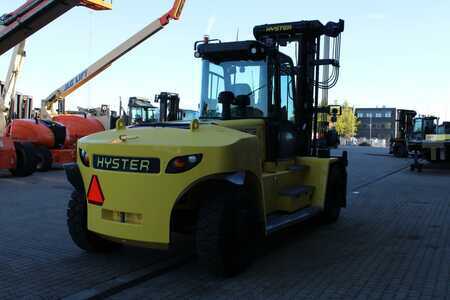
35 146 53 172
322 164 346 223
9 142 37 177
393 144 408 158
417 165 423 172
196 190 256 277
67 191 121 252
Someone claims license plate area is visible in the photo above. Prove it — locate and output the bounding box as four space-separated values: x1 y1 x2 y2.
102 209 143 225
93 154 160 173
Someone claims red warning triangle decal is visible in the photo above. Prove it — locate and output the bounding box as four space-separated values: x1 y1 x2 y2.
87 175 105 205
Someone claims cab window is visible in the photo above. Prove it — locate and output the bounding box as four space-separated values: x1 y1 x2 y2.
280 72 294 122
200 59 269 119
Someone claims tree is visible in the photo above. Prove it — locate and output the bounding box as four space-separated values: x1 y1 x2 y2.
335 101 360 138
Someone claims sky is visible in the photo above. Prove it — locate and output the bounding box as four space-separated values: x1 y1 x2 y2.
1 0 449 120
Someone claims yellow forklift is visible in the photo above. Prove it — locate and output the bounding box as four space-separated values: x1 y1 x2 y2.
65 16 347 276
124 97 158 125
410 119 450 171
122 92 182 126
155 92 182 122
389 109 416 157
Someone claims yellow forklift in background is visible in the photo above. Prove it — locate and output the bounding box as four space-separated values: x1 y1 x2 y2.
65 16 347 276
411 119 450 171
122 92 183 126
389 109 416 157
124 97 158 125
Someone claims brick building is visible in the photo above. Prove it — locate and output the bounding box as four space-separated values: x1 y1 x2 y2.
355 107 396 140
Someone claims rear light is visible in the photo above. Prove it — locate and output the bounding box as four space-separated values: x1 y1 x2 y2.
79 149 90 167
166 154 202 174
87 175 105 206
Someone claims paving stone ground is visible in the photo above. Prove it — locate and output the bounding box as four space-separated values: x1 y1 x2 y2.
1 146 448 299
113 148 450 300
0 168 174 299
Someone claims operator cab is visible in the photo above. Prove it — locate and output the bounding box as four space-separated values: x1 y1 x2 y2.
195 20 344 161
437 122 450 135
198 41 294 121
197 40 299 160
128 97 157 125
413 117 438 140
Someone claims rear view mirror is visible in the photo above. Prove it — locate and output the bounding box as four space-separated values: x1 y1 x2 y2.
328 105 342 116
328 105 342 123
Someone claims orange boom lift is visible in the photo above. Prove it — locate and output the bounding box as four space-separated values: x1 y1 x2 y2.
0 0 112 176
0 0 112 56
1 0 186 176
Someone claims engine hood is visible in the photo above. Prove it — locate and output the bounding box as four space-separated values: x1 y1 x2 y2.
77 121 262 181
79 122 254 148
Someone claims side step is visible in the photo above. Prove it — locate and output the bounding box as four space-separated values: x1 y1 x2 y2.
276 185 314 213
288 164 310 173
278 185 314 198
266 207 321 234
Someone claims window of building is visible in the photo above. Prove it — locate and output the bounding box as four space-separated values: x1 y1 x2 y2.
385 122 392 129
385 112 392 118
366 113 373 118
375 113 382 118
357 112 364 118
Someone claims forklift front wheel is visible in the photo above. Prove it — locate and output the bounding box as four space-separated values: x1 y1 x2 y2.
196 190 256 277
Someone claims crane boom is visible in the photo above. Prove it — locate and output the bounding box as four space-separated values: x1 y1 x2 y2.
0 41 26 136
0 0 112 56
42 0 186 117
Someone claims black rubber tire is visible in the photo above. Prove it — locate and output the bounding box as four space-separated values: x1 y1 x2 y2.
67 191 120 252
196 190 256 277
9 142 37 177
322 163 346 224
393 146 401 157
35 146 53 172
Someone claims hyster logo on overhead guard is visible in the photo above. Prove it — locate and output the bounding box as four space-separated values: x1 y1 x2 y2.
93 155 160 174
266 24 293 33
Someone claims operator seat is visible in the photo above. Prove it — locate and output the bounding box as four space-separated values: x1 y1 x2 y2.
229 84 263 118
230 83 252 97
